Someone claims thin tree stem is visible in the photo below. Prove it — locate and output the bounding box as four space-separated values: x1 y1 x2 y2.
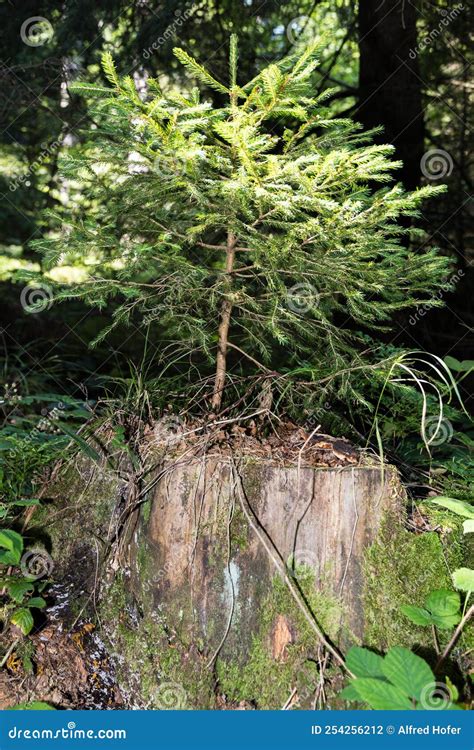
435 604 474 671
432 624 440 656
211 231 236 411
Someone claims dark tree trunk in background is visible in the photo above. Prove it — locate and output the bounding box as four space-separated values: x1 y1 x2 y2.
358 0 424 189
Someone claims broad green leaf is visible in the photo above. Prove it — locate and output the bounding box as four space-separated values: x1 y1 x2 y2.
6 579 34 603
463 519 474 534
345 646 385 678
426 589 460 616
11 499 41 507
444 355 463 372
0 529 24 564
11 607 34 635
430 611 462 629
349 677 413 710
339 683 360 702
400 604 432 627
10 701 55 710
0 550 21 565
381 647 435 702
28 597 46 609
452 567 474 592
0 528 24 553
430 496 474 519
401 592 461 629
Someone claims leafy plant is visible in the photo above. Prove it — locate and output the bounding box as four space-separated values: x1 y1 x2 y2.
32 37 450 414
430 496 474 519
452 568 474 594
0 390 92 653
9 701 56 710
401 589 461 629
0 528 47 636
443 356 474 388
0 392 93 508
428 496 474 600
341 646 460 710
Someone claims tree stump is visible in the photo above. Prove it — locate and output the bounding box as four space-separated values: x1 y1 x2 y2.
122 456 404 706
12 444 459 709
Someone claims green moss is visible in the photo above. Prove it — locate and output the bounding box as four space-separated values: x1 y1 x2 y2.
216 569 347 709
363 511 465 652
40 460 120 568
230 504 249 552
100 571 216 709
141 496 152 524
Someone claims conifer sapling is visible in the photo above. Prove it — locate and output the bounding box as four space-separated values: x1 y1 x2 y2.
34 36 450 414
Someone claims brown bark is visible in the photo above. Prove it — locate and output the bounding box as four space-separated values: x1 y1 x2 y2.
211 231 236 411
142 458 404 665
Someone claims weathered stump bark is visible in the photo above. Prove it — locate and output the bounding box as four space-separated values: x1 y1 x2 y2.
140 459 401 651
102 455 404 708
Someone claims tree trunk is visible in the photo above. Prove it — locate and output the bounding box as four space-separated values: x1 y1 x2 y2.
211 231 236 411
358 0 424 190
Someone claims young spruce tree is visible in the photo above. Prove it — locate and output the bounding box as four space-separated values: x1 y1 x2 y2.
35 37 449 413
